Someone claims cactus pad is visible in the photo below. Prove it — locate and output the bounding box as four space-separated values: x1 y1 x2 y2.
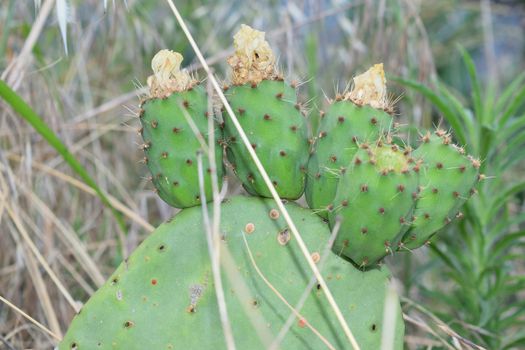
329 144 418 267
306 101 393 218
60 196 404 349
401 131 480 249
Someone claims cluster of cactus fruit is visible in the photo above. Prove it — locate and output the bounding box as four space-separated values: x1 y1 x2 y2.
59 25 481 349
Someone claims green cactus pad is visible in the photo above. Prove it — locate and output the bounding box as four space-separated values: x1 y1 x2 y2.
401 131 479 249
306 100 393 218
60 196 404 349
224 80 309 199
140 84 224 208
329 144 418 267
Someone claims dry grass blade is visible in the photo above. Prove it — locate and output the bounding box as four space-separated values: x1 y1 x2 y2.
269 218 341 349
0 162 106 286
70 89 144 124
0 172 63 340
56 253 96 296
0 77 128 253
4 225 63 340
380 284 399 350
6 153 153 232
179 106 209 154
205 76 236 349
3 221 62 341
402 297 487 350
241 232 337 350
180 76 236 349
0 295 61 342
0 333 16 350
1 0 55 88
197 153 236 350
218 246 275 347
163 1 360 348
403 314 456 350
4 201 79 313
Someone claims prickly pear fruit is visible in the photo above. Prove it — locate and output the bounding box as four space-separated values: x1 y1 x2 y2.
401 130 480 249
60 196 404 349
306 64 395 218
140 50 224 208
329 142 418 267
223 25 309 199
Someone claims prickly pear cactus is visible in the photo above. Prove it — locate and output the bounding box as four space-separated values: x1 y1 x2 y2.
140 50 223 208
223 25 309 199
59 196 404 349
329 143 419 267
401 130 480 249
306 64 394 218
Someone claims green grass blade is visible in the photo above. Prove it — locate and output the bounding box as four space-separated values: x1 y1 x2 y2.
495 71 525 116
391 76 467 145
457 46 483 123
495 114 525 148
490 230 525 261
498 131 525 171
501 150 525 173
435 80 478 148
429 244 462 273
305 32 321 135
0 79 127 234
489 213 525 241
499 84 525 127
488 181 525 219
502 335 525 349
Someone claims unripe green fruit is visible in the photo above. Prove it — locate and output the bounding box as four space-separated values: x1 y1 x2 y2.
224 80 309 199
140 84 224 208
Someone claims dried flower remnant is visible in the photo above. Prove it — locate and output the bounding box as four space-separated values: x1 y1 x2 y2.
147 50 195 98
227 24 277 85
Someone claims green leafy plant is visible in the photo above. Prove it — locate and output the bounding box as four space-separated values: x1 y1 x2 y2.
395 49 525 349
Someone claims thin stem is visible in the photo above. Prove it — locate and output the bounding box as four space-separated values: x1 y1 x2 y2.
0 295 61 341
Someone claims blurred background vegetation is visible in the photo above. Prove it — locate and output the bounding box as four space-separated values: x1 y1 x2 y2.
0 0 524 349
